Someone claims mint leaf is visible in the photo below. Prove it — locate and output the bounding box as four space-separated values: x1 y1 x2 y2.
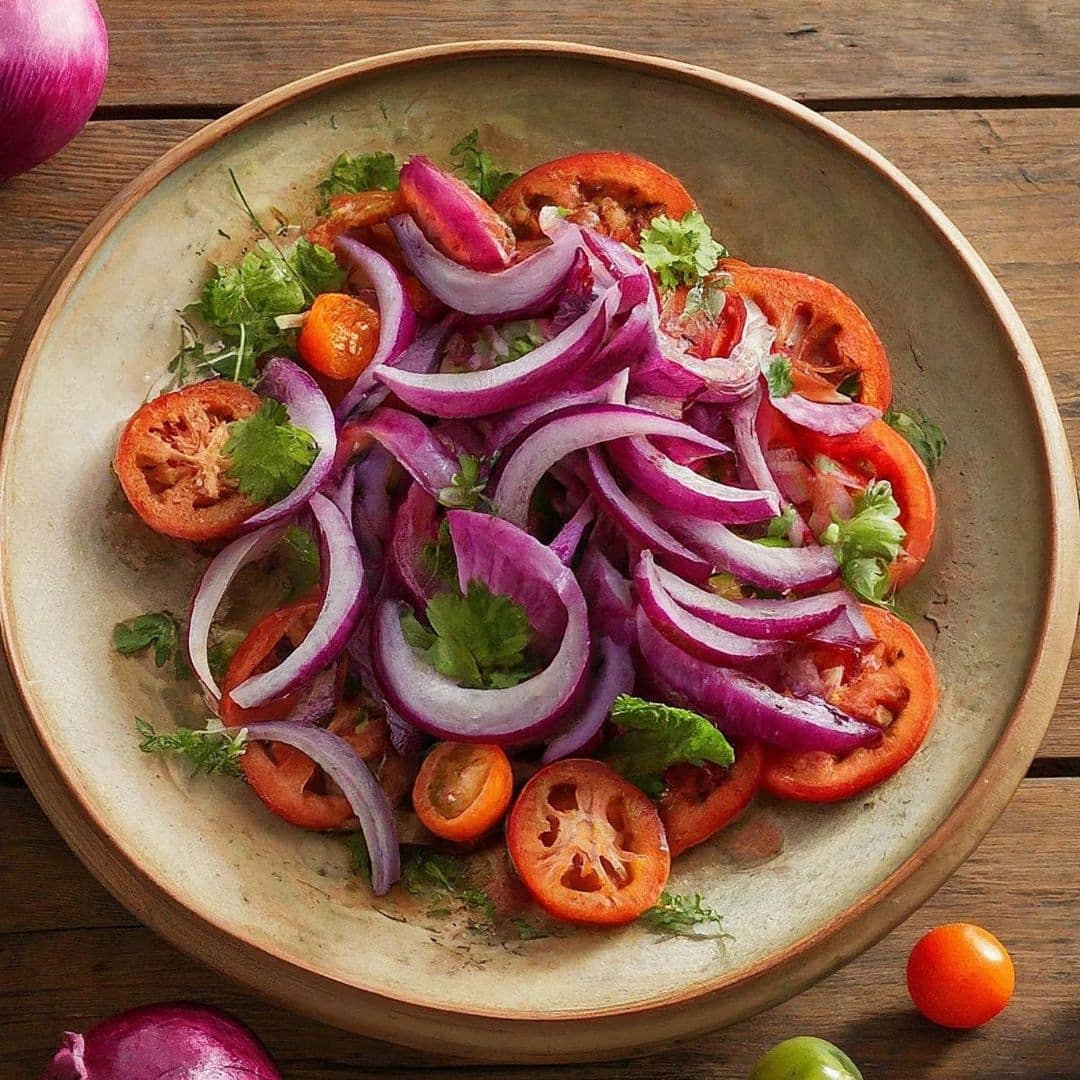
224 399 318 505
884 407 947 471
765 354 794 398
638 211 726 288
449 130 517 202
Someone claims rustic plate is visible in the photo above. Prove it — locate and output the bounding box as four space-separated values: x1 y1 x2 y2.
0 42 1076 1063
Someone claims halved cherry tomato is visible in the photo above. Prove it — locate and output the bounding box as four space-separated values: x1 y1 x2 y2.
721 258 892 410
493 151 695 245
412 742 513 843
658 740 764 857
114 380 262 542
907 923 1015 1028
305 189 406 249
507 758 670 925
661 284 747 359
297 292 380 381
763 606 939 803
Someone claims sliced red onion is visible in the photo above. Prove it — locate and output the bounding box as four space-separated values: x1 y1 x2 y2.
493 403 726 527
229 494 366 709
388 482 442 610
766 446 814 505
771 391 881 435
352 445 394 576
376 276 641 418
583 446 712 585
188 523 289 701
353 408 459 500
333 234 418 420
373 512 590 743
327 460 356 522
549 498 595 566
283 667 338 725
240 721 399 894
389 212 580 316
241 358 336 529
399 155 513 271
653 561 851 639
542 637 634 763
636 611 881 753
385 703 426 759
635 551 785 665
807 602 876 649
658 506 839 593
578 543 635 645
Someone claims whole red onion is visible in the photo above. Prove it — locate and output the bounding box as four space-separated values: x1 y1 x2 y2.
0 0 109 182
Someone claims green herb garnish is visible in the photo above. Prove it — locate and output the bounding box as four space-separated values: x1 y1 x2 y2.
317 150 399 205
640 892 726 937
278 524 321 600
436 453 490 510
884 407 947 471
449 129 517 202
113 611 183 676
223 399 318 505
638 211 726 288
135 718 246 778
765 354 794 398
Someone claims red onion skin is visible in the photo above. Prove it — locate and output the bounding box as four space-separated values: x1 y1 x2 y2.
1 0 108 182
42 1002 281 1080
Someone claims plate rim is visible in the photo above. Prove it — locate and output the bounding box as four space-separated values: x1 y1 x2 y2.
1 39 1076 1062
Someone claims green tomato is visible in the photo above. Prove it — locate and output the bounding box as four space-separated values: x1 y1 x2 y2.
749 1037 863 1080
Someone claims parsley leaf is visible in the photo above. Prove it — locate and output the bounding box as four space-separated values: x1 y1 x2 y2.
449 129 517 202
638 211 727 288
223 399 318 505
403 581 535 690
419 518 458 585
755 506 797 548
289 237 348 296
113 611 182 674
278 524 321 600
135 718 247 778
604 694 734 797
640 892 726 937
317 150 399 204
884 407 947 472
510 917 550 941
400 849 496 923
683 281 728 320
437 453 490 510
765 354 794 398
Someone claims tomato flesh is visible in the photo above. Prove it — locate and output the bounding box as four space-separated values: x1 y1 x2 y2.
660 285 748 360
412 742 513 843
305 189 406 249
298 292 381 381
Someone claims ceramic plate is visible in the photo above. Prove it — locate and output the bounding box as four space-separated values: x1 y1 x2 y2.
1 42 1076 1063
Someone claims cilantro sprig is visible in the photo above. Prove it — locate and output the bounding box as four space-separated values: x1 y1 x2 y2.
765 354 794 398
884 407 947 471
401 849 495 922
449 129 517 202
638 210 727 288
136 718 247 778
113 611 184 677
223 399 318 505
640 892 726 938
436 453 491 510
317 150 399 206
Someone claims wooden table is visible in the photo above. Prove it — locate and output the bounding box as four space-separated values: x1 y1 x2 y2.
2 4 1078 1076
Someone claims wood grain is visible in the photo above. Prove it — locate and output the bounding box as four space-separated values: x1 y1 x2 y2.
92 1 1080 108
1 778 1074 1077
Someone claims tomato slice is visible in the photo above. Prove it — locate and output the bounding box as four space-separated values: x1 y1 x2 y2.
506 759 670 925
493 151 696 245
412 742 513 842
660 285 748 359
763 607 939 803
658 740 764 857
297 292 380 381
305 189 406 249
721 258 892 410
114 380 262 541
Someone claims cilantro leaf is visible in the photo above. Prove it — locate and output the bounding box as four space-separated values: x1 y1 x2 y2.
765 354 794 398
640 892 726 937
449 129 517 202
279 524 321 600
836 372 862 399
419 518 458 585
207 626 247 683
604 694 734 797
223 399 318 505
754 506 797 548
289 237 347 297
317 150 399 205
638 211 727 288
683 281 728 320
344 833 371 880
884 407 947 471
437 453 490 510
510 917 550 941
136 718 247 778
403 580 535 690
113 611 180 669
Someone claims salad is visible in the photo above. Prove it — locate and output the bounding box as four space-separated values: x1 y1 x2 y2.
111 134 945 931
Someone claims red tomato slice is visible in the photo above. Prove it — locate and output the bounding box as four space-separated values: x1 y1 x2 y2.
658 740 764 857
660 285 748 359
493 151 696 245
114 380 262 542
721 258 893 410
507 759 670 925
412 742 513 843
763 607 939 803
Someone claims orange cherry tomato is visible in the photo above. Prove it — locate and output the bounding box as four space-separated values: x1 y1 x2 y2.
658 740 764 857
305 189 406 249
297 292 381 382
114 380 262 542
907 924 1015 1028
763 607 939 803
507 759 670 925
412 742 513 843
493 151 696 245
721 258 893 411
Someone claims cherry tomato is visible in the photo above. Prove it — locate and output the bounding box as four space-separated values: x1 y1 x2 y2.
507 758 670 925
114 380 262 541
763 607 939 803
305 189 406 249
412 742 513 843
721 258 892 411
907 923 1015 1028
493 151 695 245
750 1037 863 1080
297 292 380 381
660 284 748 359
658 740 764 857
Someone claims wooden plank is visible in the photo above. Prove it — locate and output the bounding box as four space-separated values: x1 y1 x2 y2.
92 1 1080 108
0 778 1074 1077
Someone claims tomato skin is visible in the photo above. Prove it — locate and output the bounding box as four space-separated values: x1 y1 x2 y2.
115 381 262 542
493 151 695 245
721 258 892 411
659 740 764 857
907 924 1015 1028
297 292 381 381
750 1037 863 1080
763 607 938 803
305 189 406 250
412 742 513 843
507 759 670 926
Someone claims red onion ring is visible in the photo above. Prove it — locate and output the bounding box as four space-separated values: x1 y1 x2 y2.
578 543 635 646
771 391 882 435
549 497 595 566
388 482 442 611
352 407 459 500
